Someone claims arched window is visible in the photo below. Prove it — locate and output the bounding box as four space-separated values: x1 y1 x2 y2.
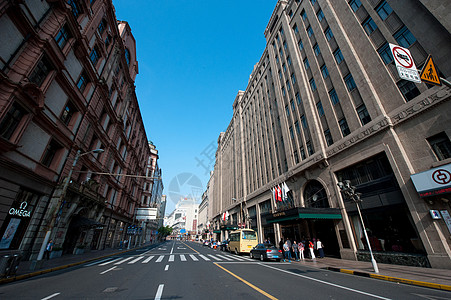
124 48 130 66
303 180 329 208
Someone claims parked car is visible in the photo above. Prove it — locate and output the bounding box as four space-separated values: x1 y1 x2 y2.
249 243 282 261
219 240 229 251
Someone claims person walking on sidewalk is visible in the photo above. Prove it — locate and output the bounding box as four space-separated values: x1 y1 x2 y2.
283 241 291 262
279 239 285 261
317 239 325 258
292 241 300 261
44 239 54 260
309 240 316 259
298 241 305 260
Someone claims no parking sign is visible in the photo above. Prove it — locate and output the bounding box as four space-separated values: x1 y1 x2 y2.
389 43 421 83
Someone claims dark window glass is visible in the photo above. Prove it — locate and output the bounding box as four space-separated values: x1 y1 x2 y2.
296 93 302 105
60 101 77 126
349 0 362 12
427 132 451 161
324 129 333 146
339 118 351 136
77 71 89 92
0 103 27 140
394 26 416 48
307 26 314 37
290 99 295 111
301 115 308 129
41 139 61 167
317 9 325 22
321 65 329 78
309 78 317 91
291 73 296 85
293 24 299 33
378 43 393 64
334 48 344 64
125 48 131 66
298 40 304 51
55 24 71 49
295 121 301 135
363 17 377 35
285 105 290 117
376 1 393 21
397 80 420 101
324 27 333 41
357 104 371 125
307 141 314 155
329 88 339 105
316 101 325 117
304 58 310 70
67 0 83 19
90 48 100 66
313 44 321 56
290 127 294 140
29 56 53 86
300 147 306 159
344 74 357 91
301 10 307 21
98 19 107 35
294 150 299 164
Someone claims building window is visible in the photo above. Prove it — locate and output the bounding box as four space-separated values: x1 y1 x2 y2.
362 17 378 35
301 10 307 21
0 102 27 140
316 101 325 117
282 87 286 97
309 78 317 91
60 101 78 126
397 79 420 101
285 105 290 117
294 150 299 164
324 129 333 146
427 132 451 161
77 71 89 92
344 74 357 91
303 58 310 70
291 73 296 85
296 93 302 105
321 64 329 78
339 118 351 136
41 139 62 167
317 9 325 22
105 35 111 48
376 1 393 21
278 70 282 81
301 115 308 129
290 127 294 140
275 55 279 64
293 24 299 34
286 80 291 91
324 27 334 41
334 48 344 64
298 40 304 51
394 26 416 48
287 56 292 66
125 48 131 66
290 99 295 111
306 26 314 37
98 18 107 35
55 24 71 49
283 41 288 51
313 44 321 56
67 0 83 19
283 63 287 74
357 104 371 125
378 43 393 64
295 121 301 135
29 56 53 86
329 88 340 105
307 141 314 155
90 47 100 66
300 147 306 159
310 0 317 4
349 0 362 12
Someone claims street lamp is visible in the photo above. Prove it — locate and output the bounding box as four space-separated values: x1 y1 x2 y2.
37 148 104 260
337 180 379 273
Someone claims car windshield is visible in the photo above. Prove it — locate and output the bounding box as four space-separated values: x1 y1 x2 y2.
264 244 275 248
241 231 257 240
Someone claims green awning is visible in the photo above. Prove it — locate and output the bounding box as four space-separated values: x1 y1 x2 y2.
267 207 342 223
213 230 221 233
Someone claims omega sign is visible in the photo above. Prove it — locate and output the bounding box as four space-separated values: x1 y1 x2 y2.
9 201 32 218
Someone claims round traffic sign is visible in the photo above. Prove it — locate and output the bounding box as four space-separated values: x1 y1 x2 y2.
392 46 413 68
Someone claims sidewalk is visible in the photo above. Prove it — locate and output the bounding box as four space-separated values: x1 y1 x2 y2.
1 246 450 291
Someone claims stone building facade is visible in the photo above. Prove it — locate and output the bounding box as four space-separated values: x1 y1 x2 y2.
0 0 155 260
211 0 451 268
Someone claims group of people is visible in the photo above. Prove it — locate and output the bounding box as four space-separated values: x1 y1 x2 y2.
277 238 324 262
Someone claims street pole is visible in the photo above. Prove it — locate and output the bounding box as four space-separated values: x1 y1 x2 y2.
338 180 379 273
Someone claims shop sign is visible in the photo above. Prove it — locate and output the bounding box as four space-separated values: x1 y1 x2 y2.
411 164 451 197
8 201 32 218
440 210 451 235
430 210 441 219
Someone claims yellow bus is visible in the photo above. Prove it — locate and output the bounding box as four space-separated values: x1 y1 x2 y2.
227 229 258 254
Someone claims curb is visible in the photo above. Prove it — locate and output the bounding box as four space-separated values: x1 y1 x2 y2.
0 243 162 285
326 267 451 291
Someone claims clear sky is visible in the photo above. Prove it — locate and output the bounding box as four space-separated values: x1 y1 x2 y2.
113 0 277 214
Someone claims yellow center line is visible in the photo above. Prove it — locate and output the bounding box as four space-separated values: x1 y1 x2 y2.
180 241 199 254
214 263 278 300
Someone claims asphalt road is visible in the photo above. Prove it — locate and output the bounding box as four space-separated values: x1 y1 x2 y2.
0 240 449 299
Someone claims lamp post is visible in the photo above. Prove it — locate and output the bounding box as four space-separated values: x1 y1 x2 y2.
338 180 379 273
37 148 104 260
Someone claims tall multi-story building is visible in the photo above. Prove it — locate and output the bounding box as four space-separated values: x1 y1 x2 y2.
198 171 214 240
211 0 451 269
0 0 153 260
165 198 199 238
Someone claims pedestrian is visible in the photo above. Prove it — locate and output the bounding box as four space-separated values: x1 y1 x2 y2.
317 239 325 258
298 241 305 260
44 239 53 260
279 239 285 260
283 241 291 262
286 238 292 258
292 241 299 261
309 240 316 259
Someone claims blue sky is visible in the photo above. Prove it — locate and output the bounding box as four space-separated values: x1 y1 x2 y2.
113 1 277 214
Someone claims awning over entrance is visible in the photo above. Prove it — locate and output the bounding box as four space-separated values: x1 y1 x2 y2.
71 216 104 229
267 207 342 224
213 230 221 234
220 224 238 231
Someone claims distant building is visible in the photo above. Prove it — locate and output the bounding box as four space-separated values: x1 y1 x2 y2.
198 171 214 239
166 198 199 237
211 0 451 269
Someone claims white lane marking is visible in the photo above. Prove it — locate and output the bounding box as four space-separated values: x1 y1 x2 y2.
114 257 133 265
85 258 114 266
100 266 117 275
142 255 155 263
227 255 245 261
261 264 392 300
170 241 175 254
156 255 164 263
216 255 233 261
165 264 169 271
99 258 121 266
177 247 186 249
41 293 60 300
208 254 222 261
154 284 164 300
189 254 198 261
169 255 175 262
180 254 187 261
198 254 211 261
128 256 144 264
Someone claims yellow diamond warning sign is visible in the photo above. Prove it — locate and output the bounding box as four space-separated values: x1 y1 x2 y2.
420 55 442 86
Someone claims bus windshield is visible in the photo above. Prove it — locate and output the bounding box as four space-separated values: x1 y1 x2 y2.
241 230 257 240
